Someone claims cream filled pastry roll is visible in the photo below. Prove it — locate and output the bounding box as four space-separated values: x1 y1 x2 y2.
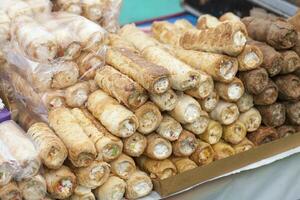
64 81 90 108
280 50 300 74
174 19 194 30
239 68 269 95
274 74 300 101
125 170 153 199
75 51 103 80
233 138 255 154
253 79 278 106
257 103 286 127
134 102 162 135
73 160 110 189
136 156 177 180
169 92 202 124
70 108 123 162
94 65 148 110
172 130 197 157
212 140 235 160
151 21 183 46
0 182 22 200
106 47 171 94
237 43 264 71
170 157 197 173
18 174 46 200
156 114 183 141
70 186 95 200
285 102 300 125
277 125 296 138
87 90 139 138
237 92 254 112
199 120 223 145
210 100 239 125
238 108 262 132
81 0 104 22
247 126 279 145
110 154 136 180
191 140 215 166
223 120 247 144
27 122 68 169
215 78 245 102
196 14 221 29
149 89 178 111
199 90 219 112
145 133 172 160
53 0 82 14
109 34 137 52
123 132 147 157
220 12 241 22
48 107 97 167
184 110 210 135
94 175 126 200
44 165 76 200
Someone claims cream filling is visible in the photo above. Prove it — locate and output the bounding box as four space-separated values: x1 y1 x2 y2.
190 117 209 134
130 142 143 154
103 145 120 158
163 92 177 110
233 31 247 46
73 90 88 106
220 61 235 80
208 126 221 144
199 79 214 98
205 97 218 111
66 4 82 15
182 75 199 90
221 106 239 125
90 166 104 180
273 106 283 122
111 190 124 200
119 120 135 137
88 7 103 21
163 126 181 141
140 112 156 130
184 104 200 123
154 143 169 158
244 52 260 68
133 181 152 197
246 115 261 131
153 77 169 93
180 137 196 155
117 162 133 177
59 179 73 195
228 84 243 100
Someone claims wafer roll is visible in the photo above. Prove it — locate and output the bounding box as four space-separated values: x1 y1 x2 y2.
237 92 254 112
0 182 22 200
125 171 153 199
108 34 137 52
27 122 68 169
169 92 201 124
94 175 126 200
212 140 235 160
81 0 104 21
239 68 269 95
172 130 197 157
70 186 95 200
257 103 286 127
185 71 214 99
174 19 194 30
184 111 210 135
280 50 300 74
156 114 183 141
149 89 178 111
151 21 183 46
44 166 76 199
48 107 97 167
286 101 300 125
223 120 247 144
87 90 139 138
277 125 296 138
196 14 221 29
106 47 170 94
134 102 162 135
199 120 223 145
145 134 172 160
250 8 281 21
215 78 244 102
110 154 136 180
65 82 90 108
88 80 99 92
18 174 46 200
136 156 177 180
53 0 82 14
274 74 300 101
190 140 215 165
253 79 278 105
238 108 262 132
237 43 264 71
123 132 147 157
75 51 102 80
219 12 241 22
170 157 197 173
43 91 66 110
232 138 254 154
210 101 239 125
247 126 279 145
199 90 219 112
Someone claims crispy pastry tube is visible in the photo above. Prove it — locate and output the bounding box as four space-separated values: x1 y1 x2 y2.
142 46 200 91
199 120 223 145
169 93 202 124
18 174 46 200
43 91 66 110
73 160 110 189
274 74 300 101
44 166 76 200
247 126 279 145
250 8 281 21
242 17 297 49
94 65 148 110
212 140 235 160
65 82 90 108
53 0 82 14
172 130 197 157
180 21 247 56
174 19 194 30
223 120 247 144
0 121 40 180
286 102 300 125
151 21 182 46
247 40 282 77
149 89 178 111
237 43 264 71
81 0 104 21
123 132 147 157
288 11 300 32
199 90 219 112
253 79 278 105
171 48 238 83
239 68 269 95
71 108 123 162
210 101 239 125
280 50 300 74
88 80 99 92
70 186 95 200
12 16 58 62
0 182 22 200
125 171 153 199
106 47 170 94
237 93 254 112
238 108 262 132
94 175 126 200
75 51 102 80
196 14 221 29
257 103 286 127
185 71 214 99
156 114 183 141
184 110 210 135
277 125 296 138
109 34 137 52
27 122 68 169
48 107 97 167
215 78 245 102
191 140 215 165
233 138 254 154
110 154 136 180
219 12 241 22
87 90 139 138
134 102 162 135
135 156 177 180
170 157 197 173
145 134 172 160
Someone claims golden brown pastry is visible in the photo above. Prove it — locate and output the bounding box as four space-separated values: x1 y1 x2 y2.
145 134 172 160
191 140 215 165
170 157 197 173
156 114 183 141
123 132 147 157
172 130 197 157
125 171 153 199
212 140 235 160
94 175 126 200
110 154 136 180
